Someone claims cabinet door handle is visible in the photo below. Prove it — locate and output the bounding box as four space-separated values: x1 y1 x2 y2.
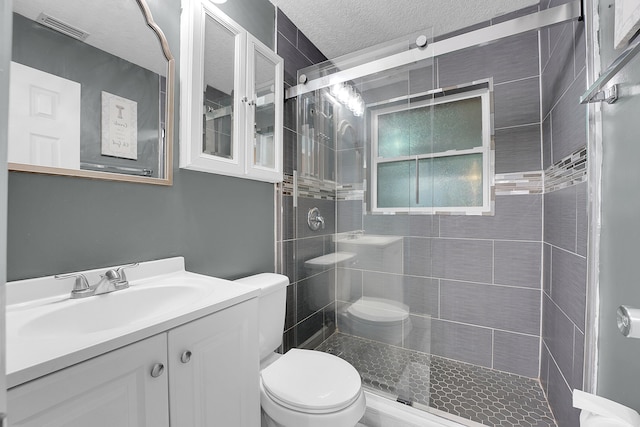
150 363 165 378
180 350 192 364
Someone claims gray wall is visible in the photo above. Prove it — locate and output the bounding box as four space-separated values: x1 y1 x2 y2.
216 0 275 50
596 0 640 412
7 0 277 281
539 0 588 425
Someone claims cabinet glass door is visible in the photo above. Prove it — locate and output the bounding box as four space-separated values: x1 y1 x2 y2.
202 12 243 166
247 36 282 182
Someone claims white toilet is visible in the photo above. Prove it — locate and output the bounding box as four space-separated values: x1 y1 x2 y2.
235 273 366 427
573 390 640 427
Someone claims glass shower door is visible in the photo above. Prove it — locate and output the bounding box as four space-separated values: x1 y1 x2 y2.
318 46 438 410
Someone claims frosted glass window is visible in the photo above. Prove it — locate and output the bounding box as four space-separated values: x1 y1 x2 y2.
417 154 483 208
377 161 414 208
377 97 483 158
372 87 491 214
377 154 482 208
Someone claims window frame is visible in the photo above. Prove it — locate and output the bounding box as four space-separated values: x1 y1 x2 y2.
370 87 493 215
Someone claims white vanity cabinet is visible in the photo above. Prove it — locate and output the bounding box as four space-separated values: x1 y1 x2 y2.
180 0 284 183
8 300 260 427
168 298 259 426
8 334 170 427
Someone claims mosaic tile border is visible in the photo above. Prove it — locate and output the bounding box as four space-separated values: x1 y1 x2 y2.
544 146 587 193
280 173 336 200
281 173 365 201
495 171 543 195
281 145 587 201
337 184 364 201
280 174 294 197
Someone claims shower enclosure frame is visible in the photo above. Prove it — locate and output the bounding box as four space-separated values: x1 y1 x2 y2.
279 0 595 424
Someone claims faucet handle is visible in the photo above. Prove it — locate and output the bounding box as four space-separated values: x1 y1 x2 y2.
103 269 120 281
115 262 139 283
55 272 92 298
307 207 326 231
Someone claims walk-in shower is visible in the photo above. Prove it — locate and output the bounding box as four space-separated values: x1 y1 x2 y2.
278 2 587 426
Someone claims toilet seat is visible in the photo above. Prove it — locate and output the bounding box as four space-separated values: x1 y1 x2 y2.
261 349 362 414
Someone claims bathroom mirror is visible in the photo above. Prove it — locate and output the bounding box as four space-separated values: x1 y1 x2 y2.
8 0 175 185
202 13 238 161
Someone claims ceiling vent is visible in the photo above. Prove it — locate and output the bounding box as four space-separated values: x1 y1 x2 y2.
36 12 90 41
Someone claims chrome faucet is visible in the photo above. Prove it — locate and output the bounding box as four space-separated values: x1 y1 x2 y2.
55 262 139 299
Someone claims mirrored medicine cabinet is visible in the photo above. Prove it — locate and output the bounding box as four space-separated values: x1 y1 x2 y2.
9 0 175 186
180 0 284 183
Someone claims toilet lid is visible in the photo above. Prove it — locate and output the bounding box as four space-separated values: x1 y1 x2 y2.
261 349 362 413
347 297 410 323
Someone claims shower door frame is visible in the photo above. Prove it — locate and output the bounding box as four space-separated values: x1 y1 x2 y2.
286 1 583 100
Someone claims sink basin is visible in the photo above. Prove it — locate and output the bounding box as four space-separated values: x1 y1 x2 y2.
20 283 211 337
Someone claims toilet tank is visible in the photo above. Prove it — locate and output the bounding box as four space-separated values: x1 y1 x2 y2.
235 273 289 361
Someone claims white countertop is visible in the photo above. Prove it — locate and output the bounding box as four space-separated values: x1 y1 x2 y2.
6 257 259 388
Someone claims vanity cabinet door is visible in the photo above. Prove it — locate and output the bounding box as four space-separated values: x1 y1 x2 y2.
8 334 169 427
168 299 260 427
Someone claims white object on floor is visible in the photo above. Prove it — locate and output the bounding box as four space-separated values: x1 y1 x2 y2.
573 389 640 427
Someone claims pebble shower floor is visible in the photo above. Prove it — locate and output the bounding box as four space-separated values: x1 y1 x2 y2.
316 333 556 426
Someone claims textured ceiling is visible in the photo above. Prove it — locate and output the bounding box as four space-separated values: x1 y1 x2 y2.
270 0 539 59
13 0 168 76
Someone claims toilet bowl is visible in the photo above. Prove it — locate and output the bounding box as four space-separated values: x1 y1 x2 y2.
304 251 412 346
235 273 366 427
260 349 366 427
344 296 412 345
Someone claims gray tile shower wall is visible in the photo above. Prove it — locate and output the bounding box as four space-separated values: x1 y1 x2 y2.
275 9 333 352
540 0 587 425
357 193 543 378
